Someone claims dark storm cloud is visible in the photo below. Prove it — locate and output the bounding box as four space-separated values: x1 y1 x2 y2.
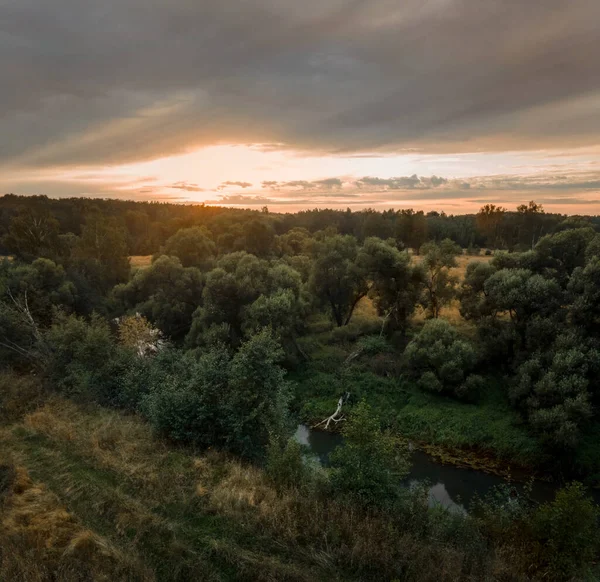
1 0 599 169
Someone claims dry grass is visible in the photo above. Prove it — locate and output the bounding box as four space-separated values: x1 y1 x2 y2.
129 255 153 269
0 462 151 581
1 398 330 581
410 253 494 331
0 395 508 581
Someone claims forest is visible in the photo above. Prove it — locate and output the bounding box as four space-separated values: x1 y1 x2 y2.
2 193 600 581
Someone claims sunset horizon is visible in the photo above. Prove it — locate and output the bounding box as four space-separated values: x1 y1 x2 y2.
2 0 599 214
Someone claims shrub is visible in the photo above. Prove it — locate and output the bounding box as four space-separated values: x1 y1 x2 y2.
404 319 480 399
330 401 410 507
530 482 600 579
265 437 323 492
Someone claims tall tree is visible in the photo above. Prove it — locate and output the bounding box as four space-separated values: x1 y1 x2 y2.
419 238 461 318
309 235 369 326
358 237 423 333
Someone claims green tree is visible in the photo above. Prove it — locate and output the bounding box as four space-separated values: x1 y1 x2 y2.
476 204 506 249
330 401 410 506
534 227 596 281
419 238 461 318
309 235 369 326
2 207 60 260
568 256 600 338
531 482 600 579
74 213 130 291
512 333 599 449
161 226 216 269
143 330 289 460
112 255 203 340
358 237 423 333
404 319 482 398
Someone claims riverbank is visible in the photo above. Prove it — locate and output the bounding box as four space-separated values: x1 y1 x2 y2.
293 361 547 468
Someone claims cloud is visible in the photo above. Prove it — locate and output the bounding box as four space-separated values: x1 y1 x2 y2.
1 0 599 170
171 181 204 192
217 181 253 190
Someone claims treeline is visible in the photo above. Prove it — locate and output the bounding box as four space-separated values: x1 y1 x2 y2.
3 194 600 259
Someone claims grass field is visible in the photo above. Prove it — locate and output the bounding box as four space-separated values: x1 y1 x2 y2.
130 255 153 269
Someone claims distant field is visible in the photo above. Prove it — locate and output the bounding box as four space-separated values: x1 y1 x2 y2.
129 255 152 269
411 251 494 327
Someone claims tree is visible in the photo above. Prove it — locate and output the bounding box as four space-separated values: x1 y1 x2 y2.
243 219 275 257
116 313 165 357
419 238 461 318
112 255 204 340
0 258 76 326
358 237 423 333
512 333 599 449
476 204 506 249
569 256 600 337
531 482 600 579
142 330 290 460
0 258 76 368
330 401 410 507
516 201 545 250
74 213 130 291
459 260 498 321
396 209 428 251
161 226 216 270
44 312 134 405
404 319 482 398
534 227 596 281
483 269 564 344
2 207 60 260
309 235 369 326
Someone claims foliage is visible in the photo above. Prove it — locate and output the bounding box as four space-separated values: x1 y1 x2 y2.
330 401 410 506
309 234 369 326
359 237 424 332
531 482 600 579
512 333 600 448
44 312 135 406
161 226 216 269
112 255 203 339
419 238 461 318
143 330 290 459
404 319 481 399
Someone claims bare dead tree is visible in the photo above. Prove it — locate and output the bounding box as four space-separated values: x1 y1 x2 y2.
313 392 350 430
0 289 49 367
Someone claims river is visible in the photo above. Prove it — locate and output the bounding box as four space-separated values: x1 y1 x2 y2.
294 424 563 513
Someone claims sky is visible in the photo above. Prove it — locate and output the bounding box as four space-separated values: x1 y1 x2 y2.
1 0 599 214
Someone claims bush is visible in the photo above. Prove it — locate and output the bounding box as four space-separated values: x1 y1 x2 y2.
143 331 291 460
330 401 410 507
265 437 323 492
44 313 136 405
357 334 392 356
530 482 600 579
404 319 480 399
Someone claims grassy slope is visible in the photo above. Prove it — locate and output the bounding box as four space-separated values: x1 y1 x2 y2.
0 398 332 582
1 396 523 582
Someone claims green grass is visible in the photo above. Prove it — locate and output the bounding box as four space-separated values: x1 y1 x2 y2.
291 349 545 468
